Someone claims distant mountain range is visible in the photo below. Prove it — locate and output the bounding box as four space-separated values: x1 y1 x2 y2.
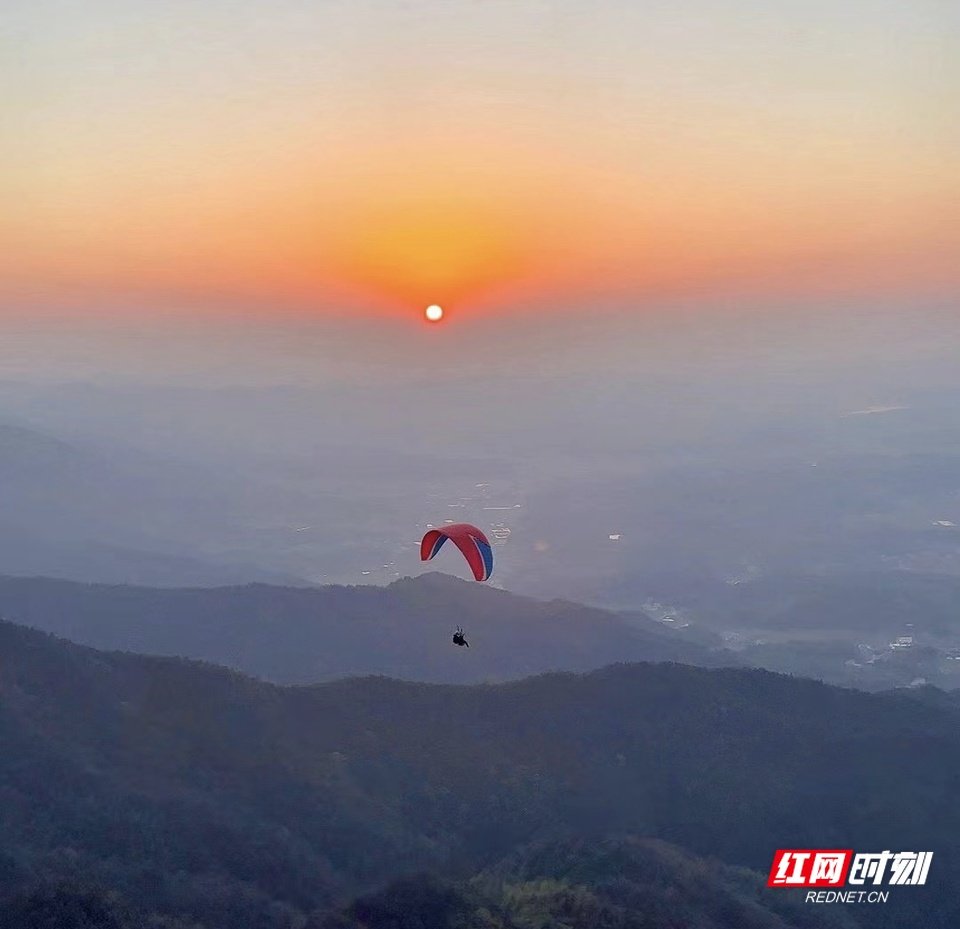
0 618 957 927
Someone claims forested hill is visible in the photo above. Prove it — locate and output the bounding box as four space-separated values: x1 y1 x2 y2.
1 618 958 926
0 571 723 683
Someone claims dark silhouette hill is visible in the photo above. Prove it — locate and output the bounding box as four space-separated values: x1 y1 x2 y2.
7 570 960 691
0 572 723 683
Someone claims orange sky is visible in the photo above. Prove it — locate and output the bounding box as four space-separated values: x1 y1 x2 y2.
3 1 958 321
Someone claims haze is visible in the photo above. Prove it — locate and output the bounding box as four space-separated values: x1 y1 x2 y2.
0 0 957 632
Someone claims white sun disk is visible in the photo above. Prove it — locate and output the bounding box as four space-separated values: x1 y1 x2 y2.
425 304 444 322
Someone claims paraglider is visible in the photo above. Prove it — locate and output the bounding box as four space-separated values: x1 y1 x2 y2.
452 626 469 647
420 522 493 582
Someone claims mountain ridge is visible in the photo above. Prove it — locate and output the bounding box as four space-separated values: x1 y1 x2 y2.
0 571 721 684
0 614 958 929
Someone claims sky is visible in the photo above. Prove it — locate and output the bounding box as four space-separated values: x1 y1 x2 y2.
3 0 958 327
0 0 958 600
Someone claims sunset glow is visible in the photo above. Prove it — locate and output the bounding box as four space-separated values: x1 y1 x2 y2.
2 1 957 320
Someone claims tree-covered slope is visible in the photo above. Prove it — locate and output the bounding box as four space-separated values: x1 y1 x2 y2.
0 619 957 927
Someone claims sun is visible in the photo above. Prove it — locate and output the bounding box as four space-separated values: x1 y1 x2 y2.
425 304 444 323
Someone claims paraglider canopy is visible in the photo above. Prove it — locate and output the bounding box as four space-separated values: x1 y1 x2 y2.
420 522 493 582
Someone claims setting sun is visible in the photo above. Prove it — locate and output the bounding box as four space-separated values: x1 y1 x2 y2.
425 304 444 323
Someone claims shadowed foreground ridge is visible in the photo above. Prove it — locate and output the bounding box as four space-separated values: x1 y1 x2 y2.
0 618 956 927
318 837 860 929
